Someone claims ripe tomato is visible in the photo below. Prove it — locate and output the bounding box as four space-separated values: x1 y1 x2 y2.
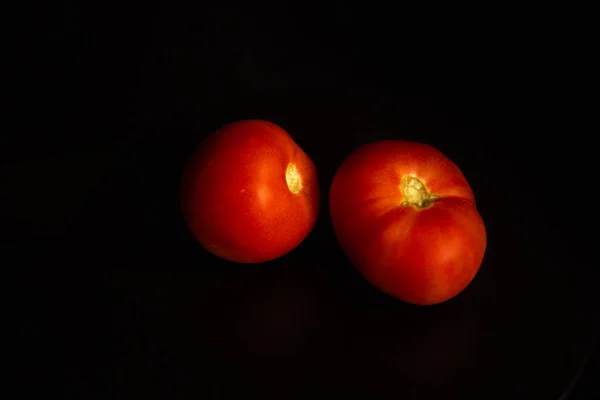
181 120 319 263
329 141 486 305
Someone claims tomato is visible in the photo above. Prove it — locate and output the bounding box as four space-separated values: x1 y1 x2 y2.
180 120 319 263
329 140 486 305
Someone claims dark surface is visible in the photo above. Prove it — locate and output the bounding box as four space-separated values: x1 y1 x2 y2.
8 2 598 399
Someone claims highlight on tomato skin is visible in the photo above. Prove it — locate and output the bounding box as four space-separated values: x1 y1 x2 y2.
180 120 320 264
329 140 487 305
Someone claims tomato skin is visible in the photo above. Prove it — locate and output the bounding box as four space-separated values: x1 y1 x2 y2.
181 120 319 263
329 140 486 305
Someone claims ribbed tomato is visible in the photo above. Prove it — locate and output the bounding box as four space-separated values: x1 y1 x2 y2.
181 120 319 263
330 140 486 305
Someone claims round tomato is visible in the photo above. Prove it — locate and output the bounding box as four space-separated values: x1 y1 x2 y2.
329 140 486 305
181 120 319 263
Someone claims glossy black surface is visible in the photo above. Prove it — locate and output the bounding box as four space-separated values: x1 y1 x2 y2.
8 2 598 399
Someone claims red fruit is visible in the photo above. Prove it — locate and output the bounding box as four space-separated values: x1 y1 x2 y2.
330 140 486 305
181 120 319 263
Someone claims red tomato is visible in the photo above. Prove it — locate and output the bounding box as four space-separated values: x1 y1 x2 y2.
181 120 319 263
329 141 486 305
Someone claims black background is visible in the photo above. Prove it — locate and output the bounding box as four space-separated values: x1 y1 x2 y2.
6 1 599 399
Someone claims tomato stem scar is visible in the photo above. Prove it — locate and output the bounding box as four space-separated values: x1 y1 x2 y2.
286 163 302 194
400 175 440 208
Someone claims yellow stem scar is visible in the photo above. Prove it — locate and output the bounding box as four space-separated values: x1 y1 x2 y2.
286 163 302 194
400 175 439 208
